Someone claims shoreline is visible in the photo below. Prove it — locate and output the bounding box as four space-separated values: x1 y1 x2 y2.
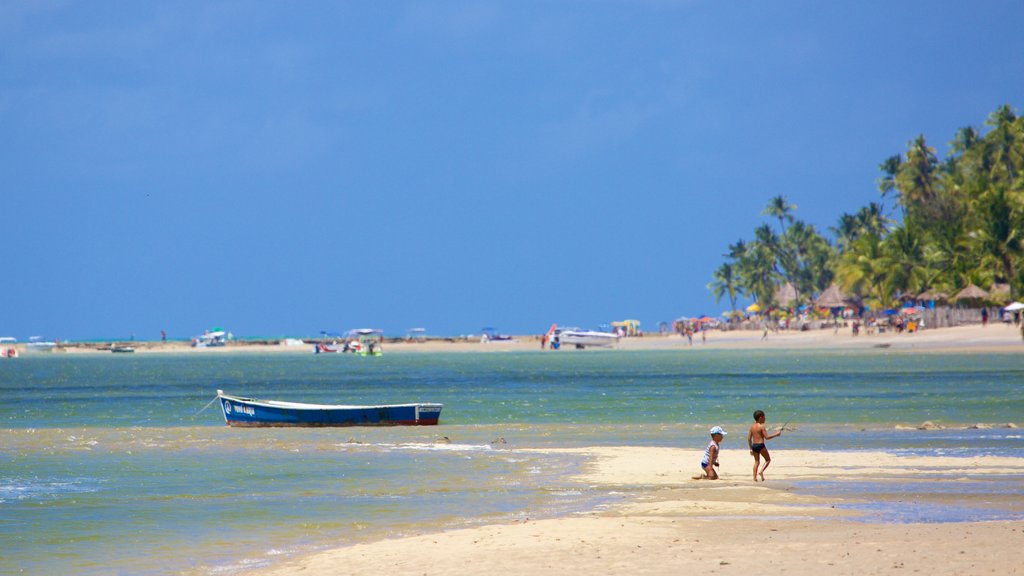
246 445 1024 575
11 323 1024 356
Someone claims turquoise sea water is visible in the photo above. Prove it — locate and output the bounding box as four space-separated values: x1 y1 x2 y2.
2 349 1023 574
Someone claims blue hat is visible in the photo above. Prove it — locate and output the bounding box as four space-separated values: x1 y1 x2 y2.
710 426 727 436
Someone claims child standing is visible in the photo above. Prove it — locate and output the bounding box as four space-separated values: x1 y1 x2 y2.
748 410 782 481
696 426 726 480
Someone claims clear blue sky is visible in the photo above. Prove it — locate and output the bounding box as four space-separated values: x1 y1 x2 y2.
3 1 1023 340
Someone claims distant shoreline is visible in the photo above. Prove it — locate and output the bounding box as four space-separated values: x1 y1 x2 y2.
8 323 1024 355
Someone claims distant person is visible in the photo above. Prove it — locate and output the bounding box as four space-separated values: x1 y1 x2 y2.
540 334 548 349
694 426 726 480
161 330 167 342
982 308 989 327
748 410 783 482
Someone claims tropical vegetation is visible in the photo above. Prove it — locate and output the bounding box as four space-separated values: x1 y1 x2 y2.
709 104 1024 314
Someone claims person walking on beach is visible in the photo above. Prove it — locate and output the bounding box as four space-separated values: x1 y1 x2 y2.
748 410 782 481
694 426 726 480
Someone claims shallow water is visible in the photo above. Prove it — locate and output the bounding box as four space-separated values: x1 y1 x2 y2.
1 349 1023 574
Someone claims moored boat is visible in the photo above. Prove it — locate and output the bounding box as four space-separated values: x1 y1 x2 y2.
550 326 620 349
216 390 442 427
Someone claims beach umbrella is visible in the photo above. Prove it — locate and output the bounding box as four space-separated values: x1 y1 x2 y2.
900 307 921 316
745 303 761 313
1003 302 1024 311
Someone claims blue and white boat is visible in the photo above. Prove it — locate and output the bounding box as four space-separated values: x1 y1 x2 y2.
216 390 443 427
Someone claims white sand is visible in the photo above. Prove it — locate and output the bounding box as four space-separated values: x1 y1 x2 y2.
249 446 1024 575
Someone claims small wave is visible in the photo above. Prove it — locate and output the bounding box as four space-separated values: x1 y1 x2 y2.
0 477 101 501
337 441 496 453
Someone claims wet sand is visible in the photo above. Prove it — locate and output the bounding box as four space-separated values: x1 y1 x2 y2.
249 446 1024 575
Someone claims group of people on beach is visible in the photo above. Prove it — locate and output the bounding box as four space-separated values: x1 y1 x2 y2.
695 410 784 481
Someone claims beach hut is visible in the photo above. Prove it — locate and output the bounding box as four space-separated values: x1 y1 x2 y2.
916 289 949 302
954 284 989 303
814 284 850 308
989 283 1011 302
773 282 798 307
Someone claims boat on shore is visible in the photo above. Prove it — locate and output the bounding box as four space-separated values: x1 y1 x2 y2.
192 329 228 348
111 345 135 353
216 390 442 427
1 337 17 358
550 326 620 349
26 336 59 352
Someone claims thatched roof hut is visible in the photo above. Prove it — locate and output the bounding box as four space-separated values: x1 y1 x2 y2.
954 284 989 301
989 283 1011 301
773 282 798 306
815 284 850 308
917 289 949 301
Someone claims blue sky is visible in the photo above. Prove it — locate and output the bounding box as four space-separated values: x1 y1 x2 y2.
2 1 1023 340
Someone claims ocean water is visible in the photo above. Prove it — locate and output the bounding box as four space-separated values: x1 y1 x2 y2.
2 349 1023 574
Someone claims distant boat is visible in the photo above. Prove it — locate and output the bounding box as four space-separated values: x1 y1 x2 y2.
551 326 620 349
26 336 58 352
480 327 515 343
216 390 442 427
314 342 344 354
314 330 384 355
192 330 228 348
1 337 17 358
111 345 135 353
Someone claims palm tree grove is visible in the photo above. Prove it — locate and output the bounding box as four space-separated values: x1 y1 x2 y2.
709 104 1024 318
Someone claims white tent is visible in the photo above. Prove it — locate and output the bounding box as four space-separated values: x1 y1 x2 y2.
1003 302 1024 311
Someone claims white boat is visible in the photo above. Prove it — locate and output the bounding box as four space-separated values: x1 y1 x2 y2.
26 336 58 352
1 337 17 358
552 327 620 349
192 330 228 348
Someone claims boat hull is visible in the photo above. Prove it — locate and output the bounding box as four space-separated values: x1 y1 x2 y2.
559 331 620 348
217 392 442 427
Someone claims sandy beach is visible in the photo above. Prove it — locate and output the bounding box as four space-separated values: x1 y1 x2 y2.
250 446 1024 576
29 322 1024 356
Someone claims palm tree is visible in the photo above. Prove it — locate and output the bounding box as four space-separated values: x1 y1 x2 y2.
855 203 890 237
835 233 891 309
877 154 902 207
744 243 782 307
880 225 930 298
763 195 797 235
896 136 940 217
708 263 741 317
984 104 1022 183
972 184 1023 295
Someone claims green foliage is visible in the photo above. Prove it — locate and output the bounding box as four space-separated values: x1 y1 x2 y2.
711 103 1024 307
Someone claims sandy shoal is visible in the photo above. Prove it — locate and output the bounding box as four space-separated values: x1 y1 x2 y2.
249 446 1024 576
